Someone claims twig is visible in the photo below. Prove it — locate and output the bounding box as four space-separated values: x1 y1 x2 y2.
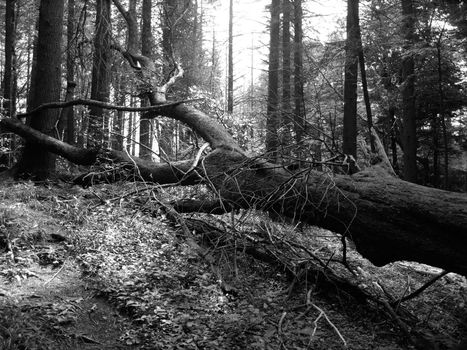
184 143 209 175
77 334 102 344
305 290 347 348
392 270 449 307
278 311 287 334
43 258 68 286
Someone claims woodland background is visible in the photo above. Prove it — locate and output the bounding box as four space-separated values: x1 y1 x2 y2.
0 0 466 349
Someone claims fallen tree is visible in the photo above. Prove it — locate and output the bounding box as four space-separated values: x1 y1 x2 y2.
1 101 466 277
1 0 466 278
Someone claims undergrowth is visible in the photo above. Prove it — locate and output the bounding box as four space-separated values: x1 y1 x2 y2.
0 181 465 349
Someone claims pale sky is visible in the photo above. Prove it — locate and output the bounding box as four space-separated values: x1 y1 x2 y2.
209 0 346 92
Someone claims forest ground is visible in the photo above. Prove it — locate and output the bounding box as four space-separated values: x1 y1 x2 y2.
0 178 465 350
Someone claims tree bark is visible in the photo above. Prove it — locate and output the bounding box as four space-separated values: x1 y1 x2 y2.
343 0 359 159
2 0 17 118
436 38 449 189
227 0 234 113
139 0 153 160
266 0 281 162
293 0 305 152
16 0 64 180
88 0 112 148
357 24 375 153
64 0 77 145
281 0 292 153
111 76 125 151
401 0 418 182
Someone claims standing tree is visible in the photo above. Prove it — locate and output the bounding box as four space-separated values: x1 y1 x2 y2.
357 18 375 152
400 0 417 182
227 0 234 113
281 0 292 153
265 0 281 162
58 0 77 145
88 0 112 149
343 0 359 160
2 0 17 119
139 0 153 160
15 0 64 180
293 0 305 151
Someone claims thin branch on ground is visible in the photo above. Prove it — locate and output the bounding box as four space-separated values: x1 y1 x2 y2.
305 289 347 348
392 270 449 307
43 258 68 286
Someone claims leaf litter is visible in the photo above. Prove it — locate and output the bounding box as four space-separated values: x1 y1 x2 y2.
0 181 465 349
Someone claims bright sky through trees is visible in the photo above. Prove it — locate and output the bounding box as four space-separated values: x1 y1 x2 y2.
209 0 346 90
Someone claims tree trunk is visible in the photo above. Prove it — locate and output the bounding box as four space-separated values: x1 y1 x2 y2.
88 0 112 149
389 107 399 173
281 0 292 154
343 0 359 159
64 0 77 145
265 0 281 162
139 0 153 160
2 0 17 118
357 24 375 153
227 0 234 114
441 114 449 189
293 0 305 154
401 0 417 182
436 38 449 189
160 0 175 159
16 0 64 180
432 113 440 187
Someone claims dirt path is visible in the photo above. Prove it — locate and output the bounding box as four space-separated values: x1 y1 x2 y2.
0 187 135 350
1 256 132 349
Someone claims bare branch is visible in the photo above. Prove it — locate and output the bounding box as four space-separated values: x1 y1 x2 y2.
16 98 201 119
160 63 184 94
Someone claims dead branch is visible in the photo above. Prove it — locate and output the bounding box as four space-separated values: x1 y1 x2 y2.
392 270 449 307
16 98 200 119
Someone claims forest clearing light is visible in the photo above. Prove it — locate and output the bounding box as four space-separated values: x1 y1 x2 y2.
209 0 346 91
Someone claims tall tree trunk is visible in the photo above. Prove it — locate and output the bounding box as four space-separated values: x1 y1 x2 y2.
127 98 134 154
436 38 449 189
2 0 17 118
401 0 417 182
432 113 440 187
293 0 305 154
58 0 77 145
17 0 64 179
441 114 449 189
389 107 399 173
265 0 281 162
281 0 292 153
139 0 153 160
357 24 375 152
343 0 359 159
227 0 234 113
111 76 125 151
160 0 175 159
88 0 111 149
26 15 39 114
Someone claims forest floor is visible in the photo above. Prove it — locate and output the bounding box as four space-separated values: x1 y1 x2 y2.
0 180 466 350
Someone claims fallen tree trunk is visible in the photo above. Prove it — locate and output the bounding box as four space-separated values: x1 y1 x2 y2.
198 149 467 276
1 114 466 276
